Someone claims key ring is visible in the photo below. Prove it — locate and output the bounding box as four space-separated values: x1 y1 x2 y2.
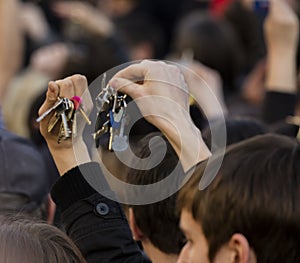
93 85 128 150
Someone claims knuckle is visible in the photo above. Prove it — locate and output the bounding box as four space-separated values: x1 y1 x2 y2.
64 79 74 89
72 74 88 90
168 64 181 73
72 74 87 84
157 61 167 66
56 78 72 89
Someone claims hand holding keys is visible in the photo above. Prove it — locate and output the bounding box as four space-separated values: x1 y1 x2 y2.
37 96 91 144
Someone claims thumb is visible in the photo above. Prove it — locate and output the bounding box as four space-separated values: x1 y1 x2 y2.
38 81 59 117
109 77 141 99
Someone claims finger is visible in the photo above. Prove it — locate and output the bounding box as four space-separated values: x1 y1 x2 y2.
38 81 59 117
109 77 141 99
70 74 88 97
70 74 93 114
56 77 75 99
112 63 148 82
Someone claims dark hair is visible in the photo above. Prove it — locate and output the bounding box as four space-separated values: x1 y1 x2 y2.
0 193 48 219
224 1 265 72
0 215 86 263
178 134 300 262
172 11 242 91
202 116 268 148
127 132 185 254
115 13 166 59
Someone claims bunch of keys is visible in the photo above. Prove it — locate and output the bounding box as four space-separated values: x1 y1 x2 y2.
37 96 91 143
94 84 129 151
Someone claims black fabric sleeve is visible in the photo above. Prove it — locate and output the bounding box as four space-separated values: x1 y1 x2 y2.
262 91 297 124
51 162 147 263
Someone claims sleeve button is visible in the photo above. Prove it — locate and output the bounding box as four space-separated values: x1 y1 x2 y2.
95 202 110 216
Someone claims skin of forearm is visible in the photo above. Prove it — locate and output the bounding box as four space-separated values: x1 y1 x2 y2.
266 49 297 93
156 113 211 172
0 0 22 102
47 141 91 176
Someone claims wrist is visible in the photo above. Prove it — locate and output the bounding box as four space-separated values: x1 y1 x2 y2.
268 47 296 62
47 140 91 176
158 113 211 172
266 54 297 93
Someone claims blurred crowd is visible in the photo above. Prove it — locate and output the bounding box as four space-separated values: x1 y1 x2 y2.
0 0 300 262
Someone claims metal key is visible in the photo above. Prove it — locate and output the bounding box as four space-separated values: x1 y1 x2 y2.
78 105 91 125
72 110 77 138
92 120 109 140
56 98 74 142
96 84 116 111
94 105 112 148
68 96 91 138
60 108 71 139
112 100 128 151
94 84 127 150
47 98 73 133
57 122 64 144
107 93 120 151
36 98 64 122
109 93 128 151
48 114 60 133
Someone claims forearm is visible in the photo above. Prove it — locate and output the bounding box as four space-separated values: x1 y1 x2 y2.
0 0 21 102
263 42 298 123
264 0 299 94
156 112 211 172
265 49 297 93
47 141 91 176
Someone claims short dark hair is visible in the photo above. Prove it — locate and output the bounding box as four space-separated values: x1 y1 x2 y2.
115 13 166 59
0 215 86 263
178 134 300 262
127 132 185 254
0 193 47 219
173 11 242 91
202 116 268 148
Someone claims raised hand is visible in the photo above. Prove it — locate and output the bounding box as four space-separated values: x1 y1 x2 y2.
38 74 92 175
264 0 299 92
109 60 211 172
53 1 114 37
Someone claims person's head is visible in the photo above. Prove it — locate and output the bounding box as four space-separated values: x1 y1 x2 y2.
0 215 86 263
202 116 268 149
177 134 300 263
126 132 185 261
172 11 242 91
0 129 50 220
115 13 166 60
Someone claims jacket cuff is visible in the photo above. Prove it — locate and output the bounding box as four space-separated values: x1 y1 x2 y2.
51 162 101 212
262 91 297 124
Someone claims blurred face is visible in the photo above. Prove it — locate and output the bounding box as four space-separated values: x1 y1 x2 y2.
177 210 235 263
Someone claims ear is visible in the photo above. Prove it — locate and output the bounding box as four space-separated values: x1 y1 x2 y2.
46 194 56 225
128 208 144 241
228 233 253 263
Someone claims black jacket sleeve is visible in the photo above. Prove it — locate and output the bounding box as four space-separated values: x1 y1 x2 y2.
51 162 147 263
262 91 297 124
261 91 299 137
